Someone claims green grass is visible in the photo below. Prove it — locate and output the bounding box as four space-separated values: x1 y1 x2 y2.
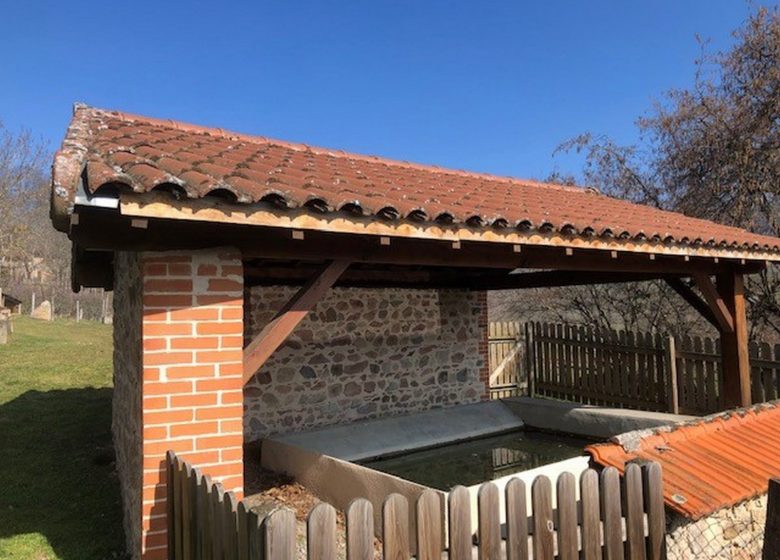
0 316 126 560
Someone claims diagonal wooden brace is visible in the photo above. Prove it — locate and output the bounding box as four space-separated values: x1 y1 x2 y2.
243 259 351 383
693 273 734 333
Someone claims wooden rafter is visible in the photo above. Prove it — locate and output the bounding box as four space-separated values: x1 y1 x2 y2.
243 259 350 383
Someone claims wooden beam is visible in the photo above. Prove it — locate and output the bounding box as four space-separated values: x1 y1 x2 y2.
69 208 768 277
664 278 722 330
717 270 751 408
693 274 734 333
475 270 685 291
243 260 350 383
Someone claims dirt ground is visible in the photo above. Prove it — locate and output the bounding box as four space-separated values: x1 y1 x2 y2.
243 449 382 558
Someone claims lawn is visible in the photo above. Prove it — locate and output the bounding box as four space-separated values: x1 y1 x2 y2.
0 316 126 560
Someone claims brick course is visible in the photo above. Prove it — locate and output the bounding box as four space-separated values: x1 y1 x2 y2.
112 248 245 560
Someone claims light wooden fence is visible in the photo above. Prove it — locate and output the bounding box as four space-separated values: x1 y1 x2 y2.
167 451 666 559
488 322 525 399
522 321 780 415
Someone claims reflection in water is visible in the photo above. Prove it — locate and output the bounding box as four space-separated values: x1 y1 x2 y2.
361 430 591 491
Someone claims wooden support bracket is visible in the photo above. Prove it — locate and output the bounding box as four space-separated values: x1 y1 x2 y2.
243 259 351 383
664 278 722 330
693 273 734 333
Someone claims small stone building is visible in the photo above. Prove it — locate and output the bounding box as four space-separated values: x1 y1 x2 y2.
50 104 780 559
588 402 780 558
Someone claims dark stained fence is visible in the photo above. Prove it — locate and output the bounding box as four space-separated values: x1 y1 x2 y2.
525 322 670 412
167 451 666 560
521 321 780 415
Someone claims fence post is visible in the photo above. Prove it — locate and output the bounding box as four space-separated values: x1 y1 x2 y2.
525 323 535 398
764 479 780 559
665 336 679 414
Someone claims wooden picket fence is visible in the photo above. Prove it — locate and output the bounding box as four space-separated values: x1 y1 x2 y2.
167 451 666 559
488 322 525 399
518 322 780 415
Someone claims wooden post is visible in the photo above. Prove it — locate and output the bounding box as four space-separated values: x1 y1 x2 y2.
525 323 536 398
763 478 780 559
665 336 679 414
717 270 751 408
243 259 350 383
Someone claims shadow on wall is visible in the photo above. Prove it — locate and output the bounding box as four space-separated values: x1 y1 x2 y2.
0 388 127 559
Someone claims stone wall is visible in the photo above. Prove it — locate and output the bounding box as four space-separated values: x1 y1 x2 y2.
666 495 767 559
244 286 487 441
112 251 143 558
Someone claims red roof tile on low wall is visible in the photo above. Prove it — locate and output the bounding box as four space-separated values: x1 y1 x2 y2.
51 104 780 256
586 403 780 519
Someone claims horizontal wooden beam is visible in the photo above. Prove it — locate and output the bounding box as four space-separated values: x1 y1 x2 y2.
119 192 780 262
70 208 767 280
472 270 686 291
243 260 350 383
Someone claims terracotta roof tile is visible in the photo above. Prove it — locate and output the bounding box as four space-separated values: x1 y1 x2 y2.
586 403 780 519
50 104 780 255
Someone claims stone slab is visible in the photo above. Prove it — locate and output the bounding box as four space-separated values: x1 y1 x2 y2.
266 400 524 462
503 396 694 439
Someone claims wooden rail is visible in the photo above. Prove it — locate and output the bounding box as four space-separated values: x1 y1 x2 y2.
167 451 666 559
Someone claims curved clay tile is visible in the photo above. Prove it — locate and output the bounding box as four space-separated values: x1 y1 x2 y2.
48 106 780 258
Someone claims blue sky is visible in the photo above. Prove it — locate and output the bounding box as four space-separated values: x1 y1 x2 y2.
0 1 768 181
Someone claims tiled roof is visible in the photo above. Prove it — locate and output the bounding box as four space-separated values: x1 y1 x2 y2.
586 403 780 519
52 104 780 256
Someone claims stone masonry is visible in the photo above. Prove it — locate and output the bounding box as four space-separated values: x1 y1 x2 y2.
244 286 488 441
666 495 767 560
112 252 143 558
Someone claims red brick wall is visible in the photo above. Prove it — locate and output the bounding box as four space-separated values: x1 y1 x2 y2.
139 248 244 560
477 290 490 399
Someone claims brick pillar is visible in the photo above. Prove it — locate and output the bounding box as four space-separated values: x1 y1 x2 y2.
477 290 490 400
140 248 244 559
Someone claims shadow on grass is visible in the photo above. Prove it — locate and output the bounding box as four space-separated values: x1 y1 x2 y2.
0 387 127 559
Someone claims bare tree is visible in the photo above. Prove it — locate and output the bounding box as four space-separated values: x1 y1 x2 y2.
502 7 780 341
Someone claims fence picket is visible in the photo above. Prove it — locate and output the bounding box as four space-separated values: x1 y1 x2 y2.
531 476 554 560
601 467 624 560
191 468 204 559
625 464 647 560
580 469 601 560
210 483 224 559
416 490 443 560
642 463 665 560
383 494 410 560
223 491 239 560
448 486 472 560
264 508 296 560
505 478 528 560
201 475 214 560
307 503 337 560
478 483 501 560
248 511 263 560
180 461 192 560
347 498 374 560
556 472 577 560
237 501 250 560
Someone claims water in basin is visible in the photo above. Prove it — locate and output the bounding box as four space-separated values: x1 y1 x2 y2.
361 429 592 491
